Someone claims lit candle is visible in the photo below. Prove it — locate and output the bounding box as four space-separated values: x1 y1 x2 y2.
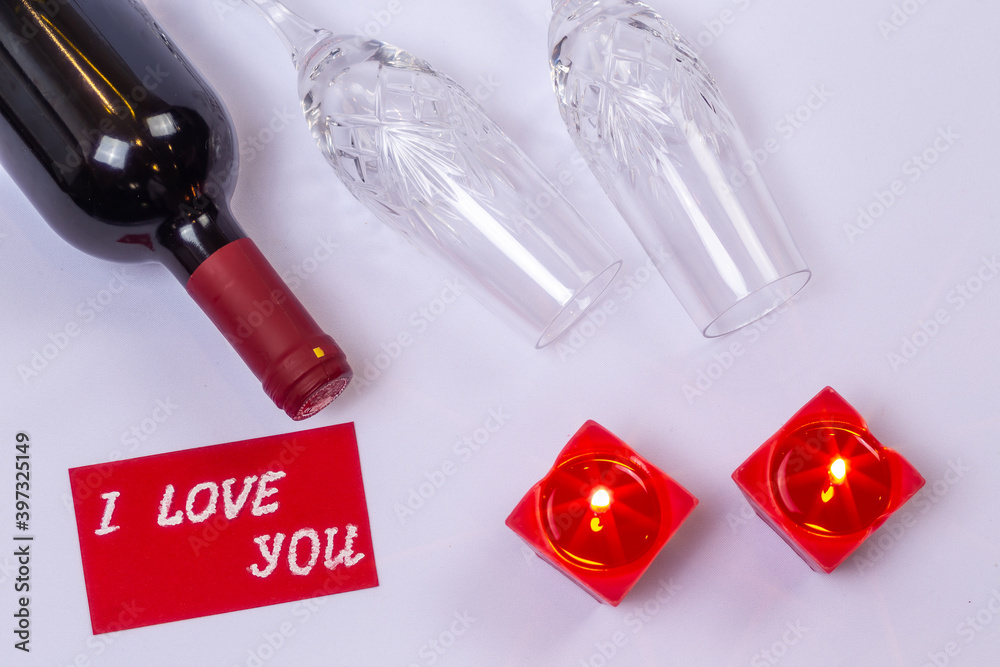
507 421 697 606
733 387 925 573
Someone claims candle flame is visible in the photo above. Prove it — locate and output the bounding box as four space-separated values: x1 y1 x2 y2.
589 487 611 513
830 457 847 483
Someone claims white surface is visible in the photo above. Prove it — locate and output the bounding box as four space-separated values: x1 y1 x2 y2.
0 0 998 665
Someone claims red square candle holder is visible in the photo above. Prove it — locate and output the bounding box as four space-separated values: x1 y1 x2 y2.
732 387 925 573
506 421 697 606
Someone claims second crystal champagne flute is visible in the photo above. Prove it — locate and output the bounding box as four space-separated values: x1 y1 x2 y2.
242 0 622 348
549 0 811 337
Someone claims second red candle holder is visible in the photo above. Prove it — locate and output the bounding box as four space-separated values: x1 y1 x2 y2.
506 421 697 606
732 387 925 573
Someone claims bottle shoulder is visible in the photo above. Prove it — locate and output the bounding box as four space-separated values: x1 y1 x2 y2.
53 104 234 224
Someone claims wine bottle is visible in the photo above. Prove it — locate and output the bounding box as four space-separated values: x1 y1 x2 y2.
0 0 352 419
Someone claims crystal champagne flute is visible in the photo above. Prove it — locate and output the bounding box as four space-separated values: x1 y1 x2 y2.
549 0 811 337
243 0 622 348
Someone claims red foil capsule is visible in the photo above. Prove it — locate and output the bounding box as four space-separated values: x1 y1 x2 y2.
732 387 925 573
187 239 352 420
506 421 697 606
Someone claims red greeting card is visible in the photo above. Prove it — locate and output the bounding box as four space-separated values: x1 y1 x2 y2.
69 423 377 634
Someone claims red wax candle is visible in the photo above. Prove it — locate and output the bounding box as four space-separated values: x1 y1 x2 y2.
507 421 697 606
732 387 925 573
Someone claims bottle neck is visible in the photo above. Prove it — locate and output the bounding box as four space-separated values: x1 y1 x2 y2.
186 237 353 420
161 200 355 420
156 198 247 282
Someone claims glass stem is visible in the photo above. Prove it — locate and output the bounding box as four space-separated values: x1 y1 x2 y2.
242 0 331 67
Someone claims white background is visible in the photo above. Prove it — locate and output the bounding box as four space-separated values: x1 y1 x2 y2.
1 0 998 665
